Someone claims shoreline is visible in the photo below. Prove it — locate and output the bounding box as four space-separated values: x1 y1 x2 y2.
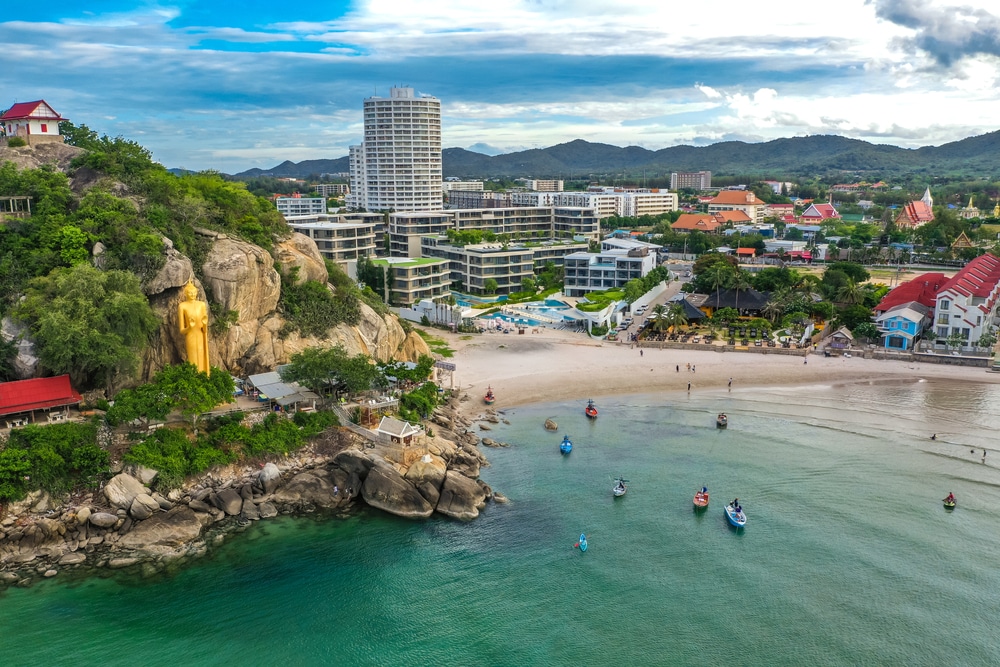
442 326 1000 416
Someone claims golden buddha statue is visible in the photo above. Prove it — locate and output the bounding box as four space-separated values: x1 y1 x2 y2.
178 280 210 375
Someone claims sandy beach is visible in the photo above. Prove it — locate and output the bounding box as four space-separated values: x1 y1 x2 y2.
440 326 1000 413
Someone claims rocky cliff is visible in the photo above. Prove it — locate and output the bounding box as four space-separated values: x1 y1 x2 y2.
139 229 429 381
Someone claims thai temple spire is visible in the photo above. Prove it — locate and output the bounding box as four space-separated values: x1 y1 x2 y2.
921 187 933 208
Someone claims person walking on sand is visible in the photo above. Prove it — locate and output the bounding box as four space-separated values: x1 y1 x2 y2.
640 349 643 357
686 363 690 371
728 377 733 389
687 382 691 391
676 365 680 372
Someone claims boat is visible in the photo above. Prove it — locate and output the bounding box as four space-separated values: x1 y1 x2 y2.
693 486 709 509
560 435 573 455
724 503 747 528
578 533 588 552
484 386 495 405
585 399 598 419
944 494 956 510
716 413 728 429
612 477 628 497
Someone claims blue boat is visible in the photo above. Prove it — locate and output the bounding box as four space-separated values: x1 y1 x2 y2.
724 503 747 529
578 534 588 552
560 435 573 454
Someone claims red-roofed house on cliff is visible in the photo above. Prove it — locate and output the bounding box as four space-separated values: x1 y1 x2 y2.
1 100 65 146
932 254 1000 350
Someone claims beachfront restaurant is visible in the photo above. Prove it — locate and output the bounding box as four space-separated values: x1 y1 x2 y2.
245 371 319 412
0 374 83 427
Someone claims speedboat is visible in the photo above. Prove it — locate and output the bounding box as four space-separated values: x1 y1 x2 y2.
612 477 628 497
560 435 573 455
716 413 728 429
943 495 956 510
484 387 495 405
585 399 598 419
724 503 747 528
693 487 709 509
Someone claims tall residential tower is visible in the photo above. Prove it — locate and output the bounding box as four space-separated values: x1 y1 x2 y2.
347 87 442 212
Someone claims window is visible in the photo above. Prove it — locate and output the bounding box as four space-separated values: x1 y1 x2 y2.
937 327 948 337
939 300 950 310
937 314 949 325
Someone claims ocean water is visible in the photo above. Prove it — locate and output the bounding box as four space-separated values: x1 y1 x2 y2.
2 378 1000 666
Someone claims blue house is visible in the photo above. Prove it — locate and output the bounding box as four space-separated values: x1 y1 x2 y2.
875 301 930 350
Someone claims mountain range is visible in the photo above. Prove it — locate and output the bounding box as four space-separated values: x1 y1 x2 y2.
231 131 1000 180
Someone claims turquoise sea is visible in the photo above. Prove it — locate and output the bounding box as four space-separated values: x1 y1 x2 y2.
2 378 1000 666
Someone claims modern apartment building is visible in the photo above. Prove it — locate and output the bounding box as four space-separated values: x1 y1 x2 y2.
510 191 559 207
563 247 657 297
420 236 588 294
347 87 443 212
388 208 600 258
275 196 327 216
551 189 678 218
420 238 534 296
285 215 378 265
314 184 349 196
369 257 450 306
670 171 713 190
525 179 564 192
447 190 512 209
441 181 484 192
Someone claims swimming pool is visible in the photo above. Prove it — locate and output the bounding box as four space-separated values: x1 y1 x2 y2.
478 313 545 328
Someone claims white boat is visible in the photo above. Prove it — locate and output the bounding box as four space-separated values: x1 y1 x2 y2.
612 477 628 497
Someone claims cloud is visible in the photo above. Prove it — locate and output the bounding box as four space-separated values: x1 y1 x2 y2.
696 84 722 99
870 0 1000 65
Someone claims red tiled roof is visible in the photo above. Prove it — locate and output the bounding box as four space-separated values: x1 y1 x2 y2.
735 247 756 255
672 214 722 232
875 272 948 313
0 375 82 417
938 254 1000 303
801 203 839 220
1 100 63 121
896 200 934 227
710 191 758 205
712 210 752 223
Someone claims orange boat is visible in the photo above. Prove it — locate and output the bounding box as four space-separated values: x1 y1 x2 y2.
484 386 495 405
693 487 709 509
585 399 598 419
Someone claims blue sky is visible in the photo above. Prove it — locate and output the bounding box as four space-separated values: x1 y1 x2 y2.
2 0 999 172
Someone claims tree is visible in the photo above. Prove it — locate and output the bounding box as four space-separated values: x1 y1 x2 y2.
853 322 880 343
836 280 865 305
14 264 159 391
946 330 966 351
282 345 381 396
976 330 997 350
483 278 498 295
731 270 753 313
665 303 688 330
650 304 670 333
521 277 536 293
712 307 740 326
153 363 234 432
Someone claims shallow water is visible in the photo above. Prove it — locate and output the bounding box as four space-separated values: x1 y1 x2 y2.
2 378 999 666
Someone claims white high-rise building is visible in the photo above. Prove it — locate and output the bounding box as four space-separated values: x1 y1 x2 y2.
346 87 442 212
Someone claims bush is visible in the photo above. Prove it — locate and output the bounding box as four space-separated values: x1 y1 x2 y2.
5 137 27 148
0 422 108 501
293 409 339 436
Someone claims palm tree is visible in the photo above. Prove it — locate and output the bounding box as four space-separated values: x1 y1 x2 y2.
836 279 865 305
667 303 689 330
731 270 753 314
703 264 732 314
651 304 670 333
762 298 785 324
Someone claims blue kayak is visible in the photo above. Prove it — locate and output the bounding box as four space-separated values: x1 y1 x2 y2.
578 534 588 552
725 504 747 528
560 435 572 455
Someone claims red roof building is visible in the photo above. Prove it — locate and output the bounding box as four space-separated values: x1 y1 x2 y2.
0 374 83 417
800 203 840 222
896 201 934 228
874 272 948 315
1 100 65 145
672 214 723 234
932 254 1000 348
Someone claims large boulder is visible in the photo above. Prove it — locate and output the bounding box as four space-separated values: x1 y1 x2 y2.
447 447 484 479
362 463 434 519
332 450 375 477
89 512 118 528
1 316 38 379
116 506 203 557
212 489 244 516
271 469 340 510
404 454 447 505
435 471 488 521
274 233 328 284
256 462 282 494
104 473 146 509
129 494 161 520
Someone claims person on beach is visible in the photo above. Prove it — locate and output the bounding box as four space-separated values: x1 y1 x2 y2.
676 365 680 372
686 363 690 371
692 365 696 373
687 382 691 391
728 377 733 389
930 434 937 440
640 349 643 357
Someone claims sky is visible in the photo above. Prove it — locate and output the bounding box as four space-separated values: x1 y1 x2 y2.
2 0 1000 173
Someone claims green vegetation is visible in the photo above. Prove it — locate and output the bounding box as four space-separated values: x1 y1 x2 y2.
0 422 107 502
106 363 235 430
398 382 441 422
414 328 455 357
5 137 26 148
14 264 159 391
279 266 361 337
577 289 625 312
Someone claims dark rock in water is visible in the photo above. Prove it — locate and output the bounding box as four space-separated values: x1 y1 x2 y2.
362 463 434 519
108 557 140 569
435 471 488 521
258 502 278 519
116 507 203 557
256 463 282 494
493 492 509 504
58 552 86 565
187 499 212 513
213 489 244 516
89 512 118 528
272 469 340 510
479 424 491 431
544 418 558 430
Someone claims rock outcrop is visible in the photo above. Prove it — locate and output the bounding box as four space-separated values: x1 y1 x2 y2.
274 233 328 284
435 471 489 521
116 507 204 557
362 463 435 519
104 474 147 510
